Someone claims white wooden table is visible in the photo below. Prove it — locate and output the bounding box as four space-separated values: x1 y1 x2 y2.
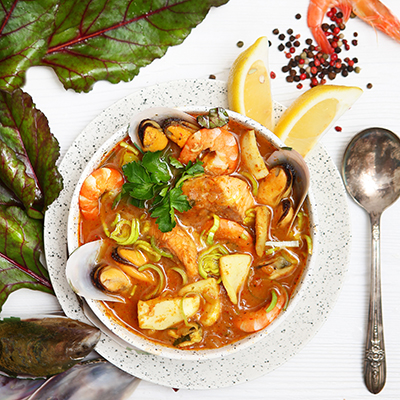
2 0 400 398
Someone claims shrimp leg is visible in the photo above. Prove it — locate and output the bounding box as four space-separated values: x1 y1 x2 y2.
351 0 400 42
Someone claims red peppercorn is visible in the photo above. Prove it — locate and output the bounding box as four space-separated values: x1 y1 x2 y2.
331 53 338 61
335 126 342 132
299 58 305 65
347 59 354 67
310 66 318 75
296 83 303 89
285 53 292 59
314 59 321 67
289 47 295 53
320 78 326 85
270 71 276 79
327 11 333 18
335 62 342 69
331 41 338 48
333 27 340 35
300 73 307 80
311 77 318 86
331 7 337 14
336 18 343 24
345 44 350 50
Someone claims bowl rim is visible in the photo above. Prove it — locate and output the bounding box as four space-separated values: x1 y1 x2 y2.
66 106 319 361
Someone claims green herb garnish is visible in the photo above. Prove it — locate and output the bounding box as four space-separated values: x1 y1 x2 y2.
122 151 204 232
197 107 229 128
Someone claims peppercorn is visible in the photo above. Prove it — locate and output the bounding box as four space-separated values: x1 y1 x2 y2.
287 28 293 34
236 41 244 48
270 71 276 79
367 83 373 89
209 74 216 79
282 65 291 72
273 29 279 35
295 13 301 20
306 38 313 45
286 76 294 82
335 126 342 132
278 43 285 51
279 33 285 40
352 39 358 46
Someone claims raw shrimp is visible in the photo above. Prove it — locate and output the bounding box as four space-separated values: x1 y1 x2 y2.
202 218 254 253
79 167 124 220
234 286 287 332
307 0 400 54
179 127 239 175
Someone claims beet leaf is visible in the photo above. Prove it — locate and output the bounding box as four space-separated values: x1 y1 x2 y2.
0 89 62 311
0 0 229 93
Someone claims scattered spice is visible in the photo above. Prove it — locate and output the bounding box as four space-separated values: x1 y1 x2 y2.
295 13 301 20
367 83 373 89
209 74 216 79
334 126 342 132
270 71 276 79
274 8 361 89
236 41 244 48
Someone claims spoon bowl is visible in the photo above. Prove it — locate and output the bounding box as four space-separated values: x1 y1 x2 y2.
342 127 400 394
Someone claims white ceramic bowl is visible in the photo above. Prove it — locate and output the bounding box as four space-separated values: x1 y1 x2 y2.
67 106 318 361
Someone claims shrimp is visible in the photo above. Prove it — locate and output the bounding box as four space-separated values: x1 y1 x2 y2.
179 127 239 175
307 0 400 54
79 167 124 220
234 286 287 333
202 218 254 253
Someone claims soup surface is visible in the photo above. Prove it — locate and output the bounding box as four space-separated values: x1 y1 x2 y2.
78 109 311 350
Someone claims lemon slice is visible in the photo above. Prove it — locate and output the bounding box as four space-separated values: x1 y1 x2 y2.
227 36 274 131
274 85 363 157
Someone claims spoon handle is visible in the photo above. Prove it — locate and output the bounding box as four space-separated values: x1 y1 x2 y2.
364 213 386 394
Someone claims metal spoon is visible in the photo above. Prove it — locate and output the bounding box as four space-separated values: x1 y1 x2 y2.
342 127 400 394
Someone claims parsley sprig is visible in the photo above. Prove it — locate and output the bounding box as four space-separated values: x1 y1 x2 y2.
122 151 204 232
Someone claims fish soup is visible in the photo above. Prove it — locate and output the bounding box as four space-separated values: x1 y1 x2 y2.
77 108 312 350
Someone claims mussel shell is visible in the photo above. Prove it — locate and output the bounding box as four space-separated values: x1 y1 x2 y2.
267 148 310 225
128 106 199 143
0 316 100 379
66 240 125 303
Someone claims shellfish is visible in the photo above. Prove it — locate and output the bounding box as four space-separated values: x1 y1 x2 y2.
0 316 100 378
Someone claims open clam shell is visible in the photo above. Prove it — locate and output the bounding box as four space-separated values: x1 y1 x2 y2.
65 240 125 303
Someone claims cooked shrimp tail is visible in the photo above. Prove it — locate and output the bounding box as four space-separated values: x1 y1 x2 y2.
234 286 288 332
308 0 400 54
307 0 352 54
351 0 400 42
79 167 124 220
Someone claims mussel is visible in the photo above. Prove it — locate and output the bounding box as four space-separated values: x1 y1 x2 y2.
91 265 131 294
66 240 126 303
129 106 200 151
0 316 100 378
266 148 310 228
137 119 168 152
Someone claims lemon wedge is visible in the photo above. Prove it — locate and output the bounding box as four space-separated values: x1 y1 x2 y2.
274 85 362 157
227 36 274 131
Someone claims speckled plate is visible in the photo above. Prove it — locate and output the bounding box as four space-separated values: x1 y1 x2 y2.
44 79 351 389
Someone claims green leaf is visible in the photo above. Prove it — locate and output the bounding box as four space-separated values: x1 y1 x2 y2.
0 89 63 213
0 0 229 93
0 206 54 312
141 151 171 183
0 89 62 311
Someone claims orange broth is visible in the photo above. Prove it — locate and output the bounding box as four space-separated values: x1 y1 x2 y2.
79 117 311 350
